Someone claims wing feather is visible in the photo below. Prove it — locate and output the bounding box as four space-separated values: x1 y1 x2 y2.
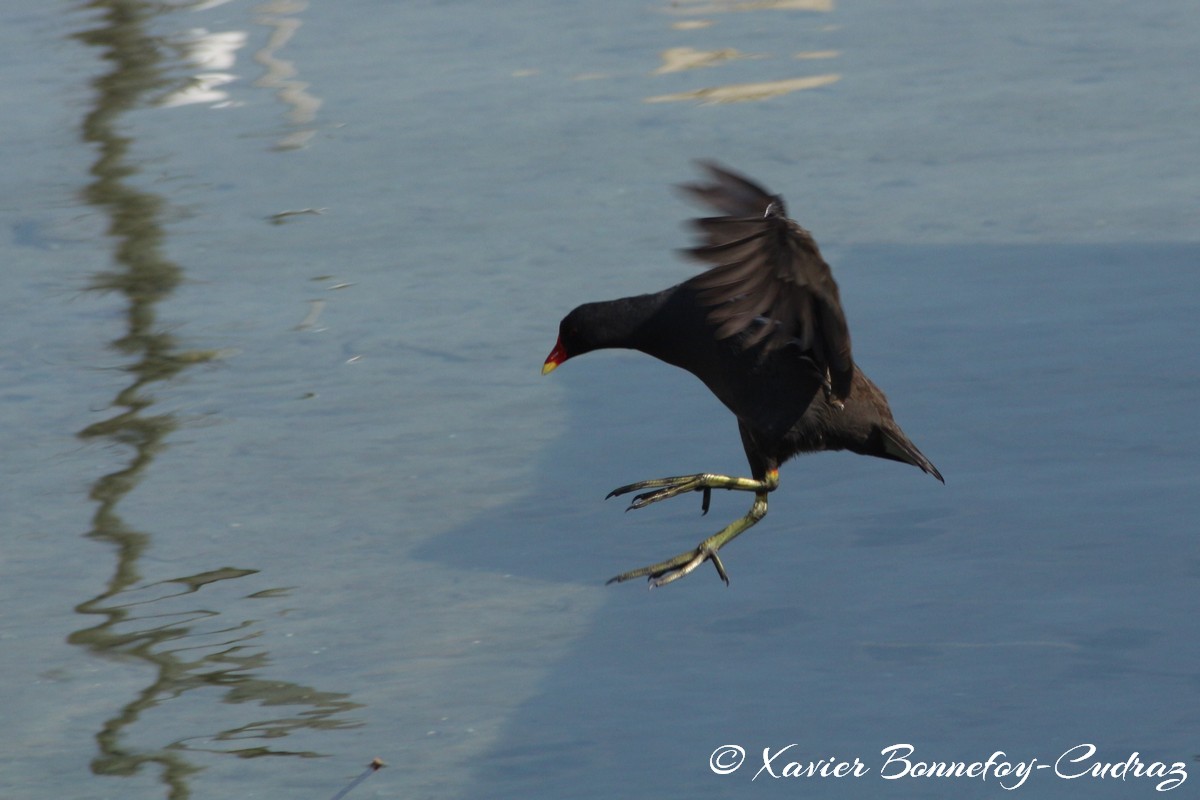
680 161 855 400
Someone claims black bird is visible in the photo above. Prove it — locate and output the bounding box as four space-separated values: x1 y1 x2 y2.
542 162 943 587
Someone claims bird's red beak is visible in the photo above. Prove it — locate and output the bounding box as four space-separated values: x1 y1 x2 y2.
542 336 567 375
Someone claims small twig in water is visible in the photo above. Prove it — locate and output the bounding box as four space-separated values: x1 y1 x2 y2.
327 758 385 800
268 208 326 225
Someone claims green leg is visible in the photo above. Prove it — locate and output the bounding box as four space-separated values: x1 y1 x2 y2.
607 490 771 587
607 469 778 512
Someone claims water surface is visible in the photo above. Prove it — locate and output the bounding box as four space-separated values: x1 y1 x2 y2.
2 1 1196 798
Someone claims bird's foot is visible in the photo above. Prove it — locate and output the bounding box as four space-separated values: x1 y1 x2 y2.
606 541 729 588
606 492 770 588
606 471 777 515
606 474 719 514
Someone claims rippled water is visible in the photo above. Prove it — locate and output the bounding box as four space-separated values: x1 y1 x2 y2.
3 1 1197 798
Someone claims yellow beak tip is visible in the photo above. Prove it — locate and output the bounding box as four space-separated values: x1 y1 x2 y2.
541 361 559 376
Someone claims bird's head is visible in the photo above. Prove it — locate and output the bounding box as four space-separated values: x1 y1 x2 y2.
541 304 606 375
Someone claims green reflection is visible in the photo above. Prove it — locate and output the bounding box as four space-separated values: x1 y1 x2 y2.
69 3 360 798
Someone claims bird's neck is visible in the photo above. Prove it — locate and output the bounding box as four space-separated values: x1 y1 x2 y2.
583 288 683 356
584 284 738 388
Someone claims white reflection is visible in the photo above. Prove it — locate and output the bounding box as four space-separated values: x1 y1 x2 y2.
160 28 248 108
254 0 322 150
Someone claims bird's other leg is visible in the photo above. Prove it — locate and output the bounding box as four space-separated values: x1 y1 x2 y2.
606 486 771 587
607 468 779 514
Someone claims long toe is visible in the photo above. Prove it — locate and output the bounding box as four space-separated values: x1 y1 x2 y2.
608 474 708 510
607 544 730 587
607 475 691 500
647 556 703 587
649 547 729 588
629 486 682 510
606 549 699 585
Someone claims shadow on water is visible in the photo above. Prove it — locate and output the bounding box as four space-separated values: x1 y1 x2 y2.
416 242 1200 799
67 3 359 798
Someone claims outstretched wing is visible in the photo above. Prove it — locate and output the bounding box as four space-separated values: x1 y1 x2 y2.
680 161 854 401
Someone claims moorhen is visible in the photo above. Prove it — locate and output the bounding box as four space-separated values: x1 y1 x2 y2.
543 162 943 587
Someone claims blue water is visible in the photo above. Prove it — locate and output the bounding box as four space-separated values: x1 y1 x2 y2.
2 1 1196 798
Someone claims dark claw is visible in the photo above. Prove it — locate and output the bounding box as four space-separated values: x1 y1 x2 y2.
709 549 730 585
701 487 711 515
622 489 659 512
606 482 640 501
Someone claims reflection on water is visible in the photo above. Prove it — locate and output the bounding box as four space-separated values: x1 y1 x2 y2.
649 1 839 103
653 46 754 75
68 3 356 797
158 28 246 108
253 0 322 151
645 73 840 104
665 0 835 17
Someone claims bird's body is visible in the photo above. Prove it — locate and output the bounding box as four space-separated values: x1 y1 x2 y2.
560 283 937 476
544 163 942 587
